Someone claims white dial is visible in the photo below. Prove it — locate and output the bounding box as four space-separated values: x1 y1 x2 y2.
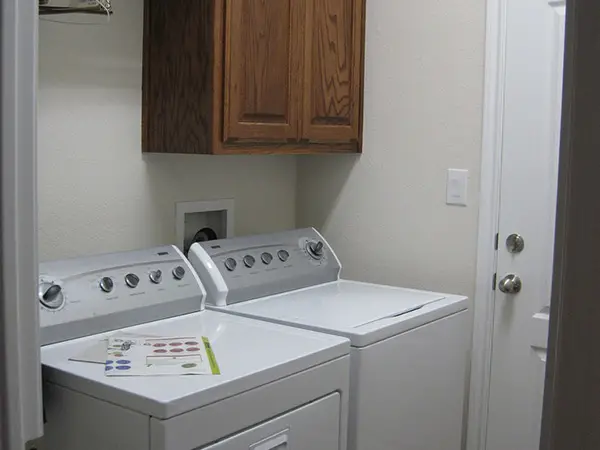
38 277 66 310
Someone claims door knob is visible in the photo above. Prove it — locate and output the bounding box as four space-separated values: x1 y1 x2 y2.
498 274 522 294
506 234 525 253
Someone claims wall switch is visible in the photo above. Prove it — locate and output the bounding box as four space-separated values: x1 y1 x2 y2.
446 169 468 206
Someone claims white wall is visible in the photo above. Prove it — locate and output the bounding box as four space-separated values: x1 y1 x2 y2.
297 0 486 298
38 0 296 261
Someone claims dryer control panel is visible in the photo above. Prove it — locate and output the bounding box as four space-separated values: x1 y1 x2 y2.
188 228 341 306
39 246 205 345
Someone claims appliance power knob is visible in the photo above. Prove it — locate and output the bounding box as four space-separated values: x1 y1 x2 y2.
306 241 325 260
277 250 290 262
243 255 256 268
125 273 140 288
149 270 162 284
224 258 237 272
173 266 186 280
261 252 273 265
99 277 114 293
39 283 65 310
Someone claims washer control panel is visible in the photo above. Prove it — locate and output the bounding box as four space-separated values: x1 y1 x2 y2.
189 228 341 306
39 246 204 345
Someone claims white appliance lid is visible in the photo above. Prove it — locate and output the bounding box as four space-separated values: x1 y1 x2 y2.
227 280 446 330
41 310 349 420
220 280 468 347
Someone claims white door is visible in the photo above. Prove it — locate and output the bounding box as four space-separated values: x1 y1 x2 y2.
0 1 43 449
485 0 565 449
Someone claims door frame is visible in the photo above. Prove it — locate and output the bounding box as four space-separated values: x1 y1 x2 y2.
466 0 510 448
0 0 42 448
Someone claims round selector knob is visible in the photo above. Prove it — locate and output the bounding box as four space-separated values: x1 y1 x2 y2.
124 273 140 288
306 241 325 260
149 270 162 284
99 277 114 293
224 257 237 272
261 252 273 265
277 249 290 262
172 265 186 280
243 255 256 268
39 282 65 310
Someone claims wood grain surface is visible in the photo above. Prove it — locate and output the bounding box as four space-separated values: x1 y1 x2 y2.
143 0 215 154
223 0 303 142
143 0 365 155
302 0 365 145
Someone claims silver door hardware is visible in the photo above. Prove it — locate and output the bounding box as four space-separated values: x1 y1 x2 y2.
498 274 522 294
506 234 525 253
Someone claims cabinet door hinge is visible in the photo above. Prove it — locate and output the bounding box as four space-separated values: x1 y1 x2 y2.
494 233 499 250
492 273 497 291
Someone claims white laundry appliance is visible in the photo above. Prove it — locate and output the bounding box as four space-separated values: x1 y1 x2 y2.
189 228 471 450
39 245 351 450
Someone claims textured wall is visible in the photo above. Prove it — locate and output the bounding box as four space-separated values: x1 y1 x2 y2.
297 0 486 298
38 0 296 261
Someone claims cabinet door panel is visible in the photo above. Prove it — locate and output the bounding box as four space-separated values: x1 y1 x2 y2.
224 0 302 142
144 0 216 154
303 0 364 144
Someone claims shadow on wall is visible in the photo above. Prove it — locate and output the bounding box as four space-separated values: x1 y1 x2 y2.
39 13 141 89
142 153 298 238
297 154 361 231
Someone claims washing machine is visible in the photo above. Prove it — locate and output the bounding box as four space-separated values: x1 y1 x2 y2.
189 228 471 450
39 245 350 450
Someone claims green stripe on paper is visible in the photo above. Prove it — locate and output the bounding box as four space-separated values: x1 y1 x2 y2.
202 336 221 375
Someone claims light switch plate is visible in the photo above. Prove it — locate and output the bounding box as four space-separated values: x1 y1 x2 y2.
446 169 468 206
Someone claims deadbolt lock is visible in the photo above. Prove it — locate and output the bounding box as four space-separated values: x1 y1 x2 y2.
506 234 525 253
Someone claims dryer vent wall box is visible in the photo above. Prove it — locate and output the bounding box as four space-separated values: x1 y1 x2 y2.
39 245 351 450
175 199 234 255
188 228 471 450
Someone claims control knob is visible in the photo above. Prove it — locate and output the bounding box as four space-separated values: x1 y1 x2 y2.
149 270 162 284
125 273 140 288
243 255 256 268
261 252 273 265
224 258 237 272
173 265 186 280
38 282 65 310
99 277 114 293
306 241 325 260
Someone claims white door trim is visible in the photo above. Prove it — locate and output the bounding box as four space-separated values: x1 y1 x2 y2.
0 0 42 448
466 0 507 449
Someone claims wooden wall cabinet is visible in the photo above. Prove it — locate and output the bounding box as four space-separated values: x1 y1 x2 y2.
143 0 366 155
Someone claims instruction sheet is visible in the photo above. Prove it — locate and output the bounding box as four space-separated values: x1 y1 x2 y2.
104 335 221 377
69 332 155 365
